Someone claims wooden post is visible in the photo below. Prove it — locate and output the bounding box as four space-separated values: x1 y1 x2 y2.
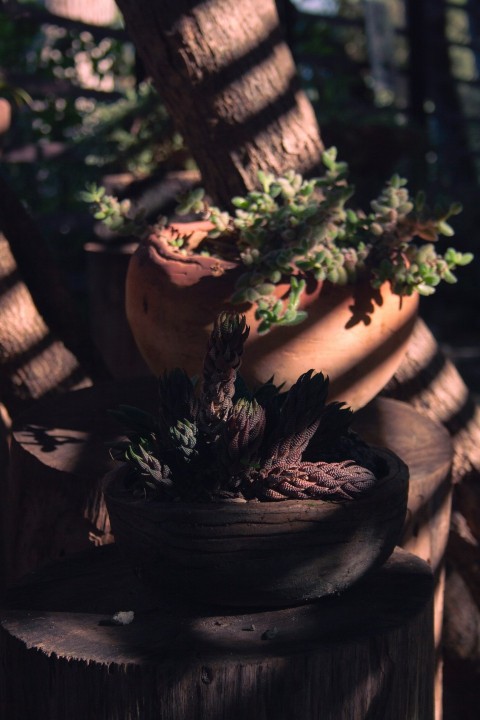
355 396 453 719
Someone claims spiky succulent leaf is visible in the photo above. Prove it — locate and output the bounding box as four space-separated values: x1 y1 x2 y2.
200 311 249 425
122 435 174 499
110 313 383 504
249 459 376 501
306 401 353 454
264 370 330 466
158 368 198 440
222 397 266 473
168 418 198 461
253 376 284 407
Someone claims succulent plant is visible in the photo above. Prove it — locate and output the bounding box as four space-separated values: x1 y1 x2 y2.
83 146 473 334
111 312 381 503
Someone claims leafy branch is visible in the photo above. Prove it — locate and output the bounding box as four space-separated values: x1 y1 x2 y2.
84 146 473 333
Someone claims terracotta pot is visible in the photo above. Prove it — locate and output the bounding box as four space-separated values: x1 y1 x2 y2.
125 223 419 409
104 447 409 608
0 99 12 137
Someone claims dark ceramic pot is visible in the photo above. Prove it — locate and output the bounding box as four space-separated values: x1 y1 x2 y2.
104 447 409 608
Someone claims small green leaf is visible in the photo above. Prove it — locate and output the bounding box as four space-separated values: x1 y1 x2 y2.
256 283 276 296
443 270 458 284
437 221 454 237
279 310 308 326
322 147 337 170
417 284 437 296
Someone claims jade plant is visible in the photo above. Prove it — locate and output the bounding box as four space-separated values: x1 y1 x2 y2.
110 312 381 503
82 147 473 333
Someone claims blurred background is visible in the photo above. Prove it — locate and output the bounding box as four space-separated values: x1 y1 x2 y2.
0 0 479 391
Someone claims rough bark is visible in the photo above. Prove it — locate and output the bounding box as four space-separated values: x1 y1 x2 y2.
45 0 117 26
0 228 94 591
442 566 480 720
0 232 91 417
0 172 109 386
5 0 126 41
382 318 480 714
114 0 324 206
383 319 480 486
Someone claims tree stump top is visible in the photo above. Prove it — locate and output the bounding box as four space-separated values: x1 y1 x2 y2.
0 546 435 720
4 545 432 665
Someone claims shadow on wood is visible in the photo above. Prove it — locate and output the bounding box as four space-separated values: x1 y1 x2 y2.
0 545 434 720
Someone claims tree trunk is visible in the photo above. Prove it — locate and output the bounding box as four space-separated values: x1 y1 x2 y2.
115 0 324 206
45 0 118 26
0 232 91 417
0 229 94 589
0 172 109 387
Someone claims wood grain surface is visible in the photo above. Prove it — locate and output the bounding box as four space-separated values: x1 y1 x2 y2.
0 545 434 720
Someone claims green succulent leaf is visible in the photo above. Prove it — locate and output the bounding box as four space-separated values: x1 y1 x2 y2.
86 147 472 337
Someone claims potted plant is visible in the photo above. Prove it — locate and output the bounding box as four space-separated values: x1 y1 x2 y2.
84 147 472 409
104 311 409 608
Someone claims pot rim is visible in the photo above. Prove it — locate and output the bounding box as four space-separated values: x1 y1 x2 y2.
104 445 408 514
146 222 240 273
137 223 422 309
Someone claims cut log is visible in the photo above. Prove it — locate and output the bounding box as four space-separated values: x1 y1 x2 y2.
442 565 480 720
0 545 434 720
0 173 109 386
0 232 91 418
355 396 453 720
5 380 449 713
384 317 480 717
384 318 480 485
5 386 451 716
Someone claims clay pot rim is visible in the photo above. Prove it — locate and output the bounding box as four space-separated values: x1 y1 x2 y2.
146 221 240 273
143 223 374 297
141 221 403 300
104 446 408 515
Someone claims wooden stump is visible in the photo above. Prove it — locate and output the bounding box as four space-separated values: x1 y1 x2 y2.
354 398 452 720
4 382 451 717
0 545 434 720
4 380 149 583
354 398 453 644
